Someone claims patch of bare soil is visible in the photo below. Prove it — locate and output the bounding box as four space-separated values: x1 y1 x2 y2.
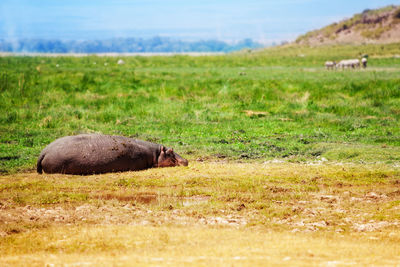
0 199 250 237
1 188 399 237
272 191 400 233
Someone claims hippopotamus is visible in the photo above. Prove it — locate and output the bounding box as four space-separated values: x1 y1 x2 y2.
37 134 188 175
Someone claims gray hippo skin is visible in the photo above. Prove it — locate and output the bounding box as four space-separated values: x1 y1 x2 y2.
37 134 188 175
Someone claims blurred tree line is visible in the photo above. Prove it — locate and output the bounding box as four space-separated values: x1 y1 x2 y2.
0 37 262 53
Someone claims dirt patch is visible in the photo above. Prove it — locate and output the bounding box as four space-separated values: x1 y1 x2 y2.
265 186 291 193
352 221 398 232
181 196 211 207
243 110 269 117
0 203 249 236
387 190 400 197
93 192 158 204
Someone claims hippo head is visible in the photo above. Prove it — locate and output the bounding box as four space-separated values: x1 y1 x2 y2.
157 146 189 167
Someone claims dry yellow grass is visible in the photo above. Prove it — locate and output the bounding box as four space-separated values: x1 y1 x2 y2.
0 162 399 266
1 226 400 266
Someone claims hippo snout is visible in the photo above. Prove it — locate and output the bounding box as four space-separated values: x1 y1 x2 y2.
172 151 188 167
179 158 189 166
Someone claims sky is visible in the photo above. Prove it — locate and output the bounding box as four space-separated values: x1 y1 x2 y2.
1 0 399 44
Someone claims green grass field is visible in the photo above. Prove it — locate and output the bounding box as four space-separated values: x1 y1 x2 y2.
1 44 400 172
1 44 400 265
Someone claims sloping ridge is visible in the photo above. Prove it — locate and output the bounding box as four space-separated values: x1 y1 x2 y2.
296 5 400 45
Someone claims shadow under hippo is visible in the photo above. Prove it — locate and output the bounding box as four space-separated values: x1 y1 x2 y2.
37 134 188 175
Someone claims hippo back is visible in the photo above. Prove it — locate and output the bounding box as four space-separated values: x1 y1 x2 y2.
38 134 161 175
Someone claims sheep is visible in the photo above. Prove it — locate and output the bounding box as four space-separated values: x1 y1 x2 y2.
336 59 360 69
351 59 361 68
325 61 336 70
335 60 347 69
361 58 368 68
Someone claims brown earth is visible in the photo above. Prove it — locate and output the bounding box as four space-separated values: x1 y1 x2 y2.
1 186 399 237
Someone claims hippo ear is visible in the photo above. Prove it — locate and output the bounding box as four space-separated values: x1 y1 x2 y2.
166 148 174 155
161 146 167 153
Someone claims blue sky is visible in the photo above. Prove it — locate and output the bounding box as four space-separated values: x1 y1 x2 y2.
1 0 399 43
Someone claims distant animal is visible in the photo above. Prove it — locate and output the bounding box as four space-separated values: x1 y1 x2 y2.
336 59 360 69
325 61 336 70
37 134 188 175
361 57 368 68
117 59 125 65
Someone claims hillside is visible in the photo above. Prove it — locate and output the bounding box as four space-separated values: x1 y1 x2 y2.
296 5 400 45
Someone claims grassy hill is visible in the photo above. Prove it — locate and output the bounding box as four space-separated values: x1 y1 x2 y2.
296 5 400 45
